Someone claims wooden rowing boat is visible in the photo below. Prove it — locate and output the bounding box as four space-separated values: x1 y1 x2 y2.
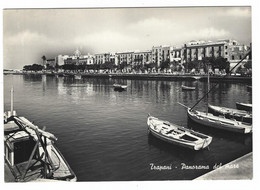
236 102 252 112
187 108 252 134
147 115 212 150
208 104 252 124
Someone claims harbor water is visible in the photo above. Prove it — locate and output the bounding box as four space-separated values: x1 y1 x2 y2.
3 74 252 181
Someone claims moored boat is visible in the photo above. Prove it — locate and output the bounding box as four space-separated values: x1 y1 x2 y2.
236 102 252 112
74 74 82 80
4 88 77 182
181 85 196 91
4 112 77 182
147 115 212 150
208 104 252 124
187 108 252 134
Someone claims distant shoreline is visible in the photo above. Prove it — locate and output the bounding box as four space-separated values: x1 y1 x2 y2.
3 71 252 83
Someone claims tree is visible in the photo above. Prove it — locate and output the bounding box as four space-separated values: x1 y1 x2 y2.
160 59 170 71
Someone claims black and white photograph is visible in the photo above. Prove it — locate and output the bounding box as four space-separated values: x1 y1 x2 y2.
1 0 259 189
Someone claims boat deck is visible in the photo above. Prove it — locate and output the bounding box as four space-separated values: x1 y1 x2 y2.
5 159 44 182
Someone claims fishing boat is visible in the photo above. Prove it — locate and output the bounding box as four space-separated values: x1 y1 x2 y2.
208 104 252 124
113 84 127 90
4 88 77 182
147 115 212 150
181 85 196 91
187 108 252 134
236 102 252 112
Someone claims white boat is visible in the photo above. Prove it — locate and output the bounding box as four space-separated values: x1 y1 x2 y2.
192 76 201 80
113 84 127 90
181 85 196 90
208 104 252 124
187 108 252 134
147 115 212 150
236 102 252 112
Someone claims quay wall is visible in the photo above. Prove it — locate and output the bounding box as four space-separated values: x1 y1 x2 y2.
4 72 252 83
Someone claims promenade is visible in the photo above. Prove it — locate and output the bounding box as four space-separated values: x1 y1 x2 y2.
4 71 252 82
195 152 253 180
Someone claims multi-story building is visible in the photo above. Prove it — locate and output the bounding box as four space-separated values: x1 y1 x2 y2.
133 50 152 66
117 51 134 66
182 39 249 62
152 45 178 67
95 52 116 65
171 47 182 62
56 55 69 66
152 46 163 67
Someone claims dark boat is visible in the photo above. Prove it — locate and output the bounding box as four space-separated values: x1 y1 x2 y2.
147 115 212 150
236 102 252 112
208 104 252 124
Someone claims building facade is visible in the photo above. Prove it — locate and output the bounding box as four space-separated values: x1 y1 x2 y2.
133 50 152 66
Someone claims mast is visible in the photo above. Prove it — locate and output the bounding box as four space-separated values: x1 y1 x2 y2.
11 87 14 115
207 62 210 115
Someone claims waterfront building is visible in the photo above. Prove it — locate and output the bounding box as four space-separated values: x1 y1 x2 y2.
46 59 56 68
117 51 135 66
95 52 116 65
181 39 250 71
152 45 164 67
56 55 69 66
133 50 152 66
152 45 178 67
171 47 182 62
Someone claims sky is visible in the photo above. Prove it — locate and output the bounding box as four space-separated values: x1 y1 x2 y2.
3 6 252 69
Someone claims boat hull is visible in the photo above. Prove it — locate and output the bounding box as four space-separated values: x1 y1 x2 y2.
236 102 252 112
208 104 252 124
187 109 252 134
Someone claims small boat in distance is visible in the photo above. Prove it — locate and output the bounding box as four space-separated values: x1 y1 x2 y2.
74 74 82 80
236 102 252 112
192 76 201 80
147 115 212 150
187 108 252 134
208 104 252 124
113 84 127 90
181 85 196 91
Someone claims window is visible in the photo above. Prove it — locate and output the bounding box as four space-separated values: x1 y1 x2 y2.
232 55 235 60
225 46 228 49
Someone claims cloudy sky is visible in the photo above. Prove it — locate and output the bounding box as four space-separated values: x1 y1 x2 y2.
3 7 251 69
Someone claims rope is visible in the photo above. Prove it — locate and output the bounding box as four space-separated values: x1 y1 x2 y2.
190 51 251 111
